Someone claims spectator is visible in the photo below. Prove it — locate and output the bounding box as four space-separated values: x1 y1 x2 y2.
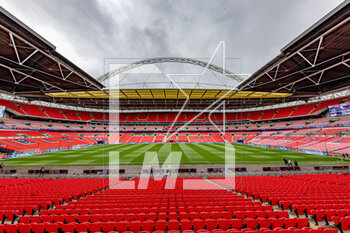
294 160 298 168
39 166 45 177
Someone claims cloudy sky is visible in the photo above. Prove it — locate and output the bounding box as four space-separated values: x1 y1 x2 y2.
1 0 345 79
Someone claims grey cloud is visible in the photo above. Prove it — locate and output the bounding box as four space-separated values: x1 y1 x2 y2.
1 0 345 78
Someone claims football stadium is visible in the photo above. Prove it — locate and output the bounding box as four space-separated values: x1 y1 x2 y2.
0 1 350 233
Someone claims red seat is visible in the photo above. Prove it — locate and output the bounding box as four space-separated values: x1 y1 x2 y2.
124 213 135 221
147 212 157 221
90 210 100 215
30 216 42 223
157 213 167 221
193 219 205 231
169 212 178 220
277 211 289 218
18 223 31 233
204 219 217 230
42 215 53 223
340 217 350 231
245 218 259 229
280 201 291 210
90 215 101 223
294 205 307 215
217 219 230 230
221 211 232 219
242 230 258 233
168 231 179 233
155 220 167 231
103 221 117 232
5 211 18 221
278 230 293 233
101 214 113 222
130 208 139 214
77 215 89 223
19 216 30 224
180 212 190 220
259 228 271 233
311 210 326 222
190 212 200 220
211 211 221 219
206 207 215 212
136 213 146 221
44 223 60 233
129 220 142 232
112 214 123 222
24 206 34 215
230 219 243 230
294 229 307 233
234 211 246 219
322 229 338 233
336 210 346 218
296 218 309 228
75 223 89 232
183 230 195 233
31 223 45 233
61 223 75 233
168 220 180 230
246 212 257 219
53 215 65 223
284 218 297 228
142 220 154 231
227 230 241 233
4 224 17 233
139 231 150 233
65 215 77 223
256 211 268 219
258 218 272 228
88 222 101 232
181 219 193 230
197 230 210 233
309 229 323 233
272 218 285 228
325 210 336 221
302 227 313 232
267 211 278 218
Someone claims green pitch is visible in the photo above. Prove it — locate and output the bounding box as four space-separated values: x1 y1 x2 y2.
1 143 348 167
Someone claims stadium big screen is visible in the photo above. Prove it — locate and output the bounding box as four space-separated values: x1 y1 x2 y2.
0 106 5 118
328 102 350 117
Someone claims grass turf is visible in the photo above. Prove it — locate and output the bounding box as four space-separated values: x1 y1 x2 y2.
1 143 348 167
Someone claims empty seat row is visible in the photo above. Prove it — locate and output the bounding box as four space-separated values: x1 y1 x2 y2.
38 210 284 221
332 216 350 231
310 209 350 223
55 204 269 212
2 218 310 233
0 223 330 233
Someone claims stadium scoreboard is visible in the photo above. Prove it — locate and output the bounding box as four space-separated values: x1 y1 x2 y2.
328 102 350 117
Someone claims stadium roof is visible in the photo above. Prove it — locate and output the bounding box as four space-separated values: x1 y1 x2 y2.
47 89 291 99
0 2 349 111
238 1 350 96
0 6 103 96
